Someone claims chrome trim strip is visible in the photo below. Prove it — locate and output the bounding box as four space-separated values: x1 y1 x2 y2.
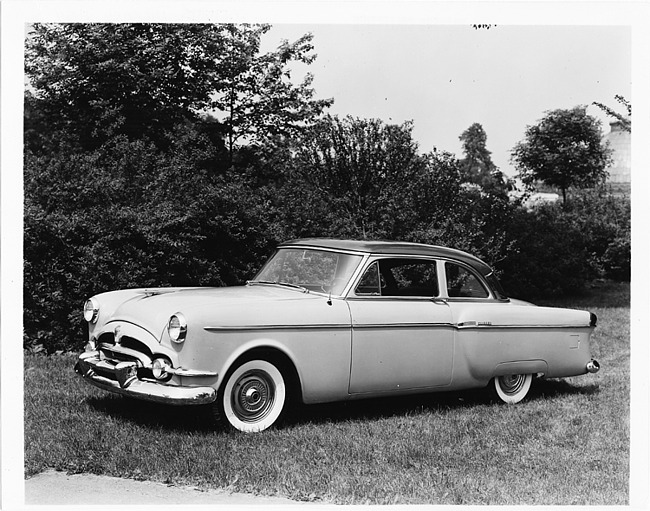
167 367 218 377
203 321 591 332
205 322 591 332
205 324 351 332
353 322 454 329
346 296 439 302
455 323 592 330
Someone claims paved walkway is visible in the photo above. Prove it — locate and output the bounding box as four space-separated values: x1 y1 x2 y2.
25 470 310 506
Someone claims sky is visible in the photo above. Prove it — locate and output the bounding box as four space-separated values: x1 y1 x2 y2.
263 24 631 176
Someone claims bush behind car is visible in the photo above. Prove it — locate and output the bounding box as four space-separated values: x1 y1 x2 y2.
23 139 630 353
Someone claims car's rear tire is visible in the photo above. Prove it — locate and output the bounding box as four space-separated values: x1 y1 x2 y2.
490 373 532 404
214 358 288 433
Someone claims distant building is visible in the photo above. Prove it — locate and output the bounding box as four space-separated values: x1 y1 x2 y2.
603 119 631 184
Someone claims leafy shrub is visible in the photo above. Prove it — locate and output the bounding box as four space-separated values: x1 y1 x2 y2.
23 138 279 353
561 188 631 281
497 188 630 301
497 205 590 299
601 233 631 281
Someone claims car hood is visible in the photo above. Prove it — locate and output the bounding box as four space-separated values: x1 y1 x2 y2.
108 285 326 336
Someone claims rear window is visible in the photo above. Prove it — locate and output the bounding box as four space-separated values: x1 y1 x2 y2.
445 262 489 298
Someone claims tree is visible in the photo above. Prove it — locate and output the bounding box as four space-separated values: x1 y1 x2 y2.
459 123 495 180
25 23 233 150
286 115 426 238
458 123 509 193
510 106 612 204
24 23 331 159
273 115 516 270
593 95 631 133
209 25 333 163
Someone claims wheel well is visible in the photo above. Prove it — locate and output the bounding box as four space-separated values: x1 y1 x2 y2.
231 347 303 404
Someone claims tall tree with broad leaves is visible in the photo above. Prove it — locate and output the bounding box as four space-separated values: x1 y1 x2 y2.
25 23 233 151
287 115 425 239
24 23 331 160
210 25 333 164
510 106 612 204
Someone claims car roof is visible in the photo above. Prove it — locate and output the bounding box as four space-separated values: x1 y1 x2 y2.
279 238 494 275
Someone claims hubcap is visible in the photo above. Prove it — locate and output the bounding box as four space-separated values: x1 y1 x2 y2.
231 370 275 423
499 374 526 395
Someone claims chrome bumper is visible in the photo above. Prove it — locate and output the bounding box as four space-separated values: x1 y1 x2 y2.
75 351 217 405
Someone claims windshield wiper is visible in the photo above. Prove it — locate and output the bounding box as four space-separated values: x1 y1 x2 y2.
247 280 309 293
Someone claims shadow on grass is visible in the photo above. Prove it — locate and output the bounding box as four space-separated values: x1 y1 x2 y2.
528 378 600 400
285 390 483 428
85 376 599 433
286 378 599 428
85 395 216 433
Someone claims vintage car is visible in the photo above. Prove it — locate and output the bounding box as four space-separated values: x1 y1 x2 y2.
75 238 600 432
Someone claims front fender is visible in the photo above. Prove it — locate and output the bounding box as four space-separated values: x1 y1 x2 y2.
213 337 301 391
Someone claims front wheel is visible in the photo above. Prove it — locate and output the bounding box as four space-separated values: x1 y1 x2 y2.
215 359 288 433
490 373 533 404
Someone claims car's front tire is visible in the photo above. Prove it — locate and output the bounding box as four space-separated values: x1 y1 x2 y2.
214 358 288 433
490 373 532 404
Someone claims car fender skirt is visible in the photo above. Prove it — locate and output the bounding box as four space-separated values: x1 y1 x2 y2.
75 353 217 405
493 360 548 377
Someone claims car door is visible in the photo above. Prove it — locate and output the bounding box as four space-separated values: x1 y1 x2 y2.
347 257 455 394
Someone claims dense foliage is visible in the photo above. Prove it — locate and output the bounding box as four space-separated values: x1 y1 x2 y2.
23 23 630 353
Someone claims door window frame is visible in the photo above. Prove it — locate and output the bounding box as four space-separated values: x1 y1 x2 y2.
439 259 495 301
349 256 442 300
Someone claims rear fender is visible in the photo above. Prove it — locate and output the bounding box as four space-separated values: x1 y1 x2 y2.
493 360 548 377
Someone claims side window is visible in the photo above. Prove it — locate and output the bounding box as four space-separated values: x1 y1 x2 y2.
355 262 382 295
355 258 439 297
445 262 489 298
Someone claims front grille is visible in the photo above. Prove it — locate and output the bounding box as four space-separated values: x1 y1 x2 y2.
120 336 153 357
97 333 153 358
96 330 154 371
99 347 134 362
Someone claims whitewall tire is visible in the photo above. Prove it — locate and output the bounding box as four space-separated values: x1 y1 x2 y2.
491 373 533 404
218 359 287 433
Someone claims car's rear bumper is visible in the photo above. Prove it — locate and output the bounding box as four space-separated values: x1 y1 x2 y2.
75 351 217 405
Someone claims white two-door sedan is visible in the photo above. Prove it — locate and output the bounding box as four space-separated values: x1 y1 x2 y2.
75 238 600 432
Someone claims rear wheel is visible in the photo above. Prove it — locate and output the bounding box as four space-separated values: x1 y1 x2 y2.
214 358 288 432
490 373 532 404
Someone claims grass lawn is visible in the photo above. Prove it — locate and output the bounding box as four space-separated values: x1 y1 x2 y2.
24 282 630 505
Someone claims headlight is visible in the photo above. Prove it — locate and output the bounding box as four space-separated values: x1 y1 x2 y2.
168 313 187 343
83 298 100 323
152 356 172 381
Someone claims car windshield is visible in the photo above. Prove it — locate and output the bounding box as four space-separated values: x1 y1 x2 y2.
251 248 363 296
